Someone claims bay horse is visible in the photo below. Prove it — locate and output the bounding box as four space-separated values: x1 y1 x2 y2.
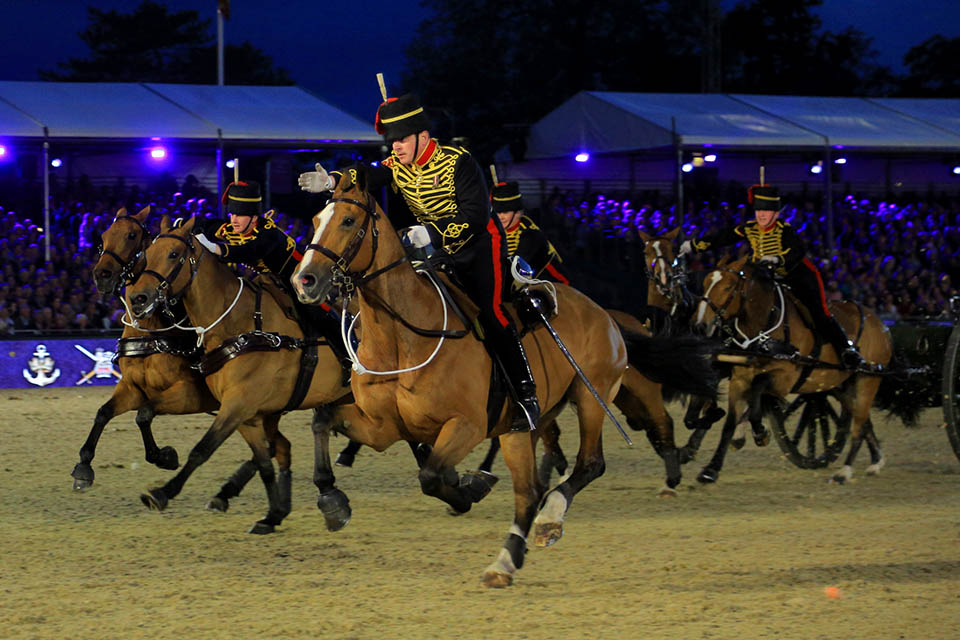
693 255 893 484
125 216 353 533
76 207 256 511
291 172 715 586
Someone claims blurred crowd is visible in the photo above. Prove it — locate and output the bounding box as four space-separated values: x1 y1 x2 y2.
3 174 960 338
541 190 960 320
0 176 312 338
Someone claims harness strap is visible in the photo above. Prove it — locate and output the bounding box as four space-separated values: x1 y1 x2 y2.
196 331 310 376
115 335 203 361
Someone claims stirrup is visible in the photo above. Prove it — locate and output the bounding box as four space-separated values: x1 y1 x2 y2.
511 401 538 432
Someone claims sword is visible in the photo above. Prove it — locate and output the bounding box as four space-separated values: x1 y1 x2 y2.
527 298 632 446
75 344 98 361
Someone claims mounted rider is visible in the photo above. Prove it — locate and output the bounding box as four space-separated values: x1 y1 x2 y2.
298 88 539 432
679 184 866 370
490 179 570 285
191 179 348 363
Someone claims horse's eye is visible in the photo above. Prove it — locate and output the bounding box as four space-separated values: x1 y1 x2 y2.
128 231 138 240
168 250 179 260
342 217 356 228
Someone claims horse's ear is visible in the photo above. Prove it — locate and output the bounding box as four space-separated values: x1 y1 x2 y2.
182 216 197 233
356 166 369 194
160 215 171 232
116 207 127 218
666 226 681 241
732 254 750 271
134 205 151 222
637 230 651 243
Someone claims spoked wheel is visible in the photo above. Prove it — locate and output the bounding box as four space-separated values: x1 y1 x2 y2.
941 321 960 463
771 392 850 469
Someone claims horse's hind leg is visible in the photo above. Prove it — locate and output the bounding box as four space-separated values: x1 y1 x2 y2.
135 405 179 471
831 381 881 483
536 419 568 489
72 380 144 490
863 420 885 475
534 392 606 548
482 430 539 588
207 459 258 513
478 438 500 474
335 439 362 467
615 373 681 495
698 375 751 484
243 415 289 535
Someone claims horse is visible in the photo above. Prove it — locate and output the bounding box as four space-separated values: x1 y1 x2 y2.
291 172 715 586
693 255 893 484
125 216 353 534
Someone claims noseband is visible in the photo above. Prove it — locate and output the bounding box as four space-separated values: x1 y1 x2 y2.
99 214 150 294
139 232 204 317
697 267 746 337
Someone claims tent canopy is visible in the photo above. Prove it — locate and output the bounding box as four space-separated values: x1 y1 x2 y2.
0 81 380 143
522 91 960 160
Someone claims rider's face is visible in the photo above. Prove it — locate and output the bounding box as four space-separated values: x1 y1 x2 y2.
392 131 428 165
229 213 257 235
755 208 778 229
497 210 522 230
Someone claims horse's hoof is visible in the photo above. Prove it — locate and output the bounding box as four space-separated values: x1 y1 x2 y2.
459 470 498 503
248 520 276 535
335 452 355 468
657 486 678 498
140 488 169 511
697 468 718 484
730 437 746 451
534 522 564 548
206 497 229 513
71 463 94 491
317 489 352 532
753 428 771 447
829 474 847 485
446 505 469 516
153 446 180 471
482 571 513 588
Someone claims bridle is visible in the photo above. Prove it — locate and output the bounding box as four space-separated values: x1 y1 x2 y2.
99 214 150 295
305 193 408 297
696 267 746 339
138 232 205 318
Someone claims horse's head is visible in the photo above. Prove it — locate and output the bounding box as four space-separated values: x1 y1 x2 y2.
93 205 151 296
127 216 202 319
292 168 386 305
638 226 682 308
693 254 749 337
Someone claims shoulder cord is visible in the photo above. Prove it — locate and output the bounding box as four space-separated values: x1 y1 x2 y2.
730 283 786 349
339 271 450 376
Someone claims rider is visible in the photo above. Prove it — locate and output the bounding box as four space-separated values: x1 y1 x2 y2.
491 180 570 285
298 91 539 432
678 184 866 370
191 179 348 362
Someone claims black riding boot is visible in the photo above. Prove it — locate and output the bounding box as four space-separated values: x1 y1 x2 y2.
304 305 353 370
491 324 540 432
819 315 864 370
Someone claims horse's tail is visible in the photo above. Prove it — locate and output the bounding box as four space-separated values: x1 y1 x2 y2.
872 350 926 428
618 326 720 400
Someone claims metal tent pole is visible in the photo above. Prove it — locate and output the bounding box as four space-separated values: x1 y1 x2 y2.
43 138 50 262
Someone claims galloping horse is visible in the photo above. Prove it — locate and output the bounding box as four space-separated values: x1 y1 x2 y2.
693 255 893 484
291 173 714 586
125 217 353 533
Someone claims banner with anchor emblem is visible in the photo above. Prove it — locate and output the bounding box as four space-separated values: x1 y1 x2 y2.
2 338 122 388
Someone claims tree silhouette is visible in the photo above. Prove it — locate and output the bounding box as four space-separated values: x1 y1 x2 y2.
39 0 290 85
900 35 960 96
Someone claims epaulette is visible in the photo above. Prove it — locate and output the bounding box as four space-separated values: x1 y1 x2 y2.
382 157 395 168
520 215 539 230
213 223 231 240
440 145 467 157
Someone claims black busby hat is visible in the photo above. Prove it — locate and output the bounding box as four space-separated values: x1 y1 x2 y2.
748 184 780 211
491 181 524 214
221 181 263 216
375 93 431 143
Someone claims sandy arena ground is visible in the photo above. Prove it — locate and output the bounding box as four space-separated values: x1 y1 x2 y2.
1 386 959 639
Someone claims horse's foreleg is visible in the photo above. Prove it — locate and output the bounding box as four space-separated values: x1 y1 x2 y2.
863 419 885 475
483 430 538 588
418 416 486 515
698 377 751 484
335 439 363 467
311 405 351 532
614 377 679 495
134 405 179 471
478 438 501 474
72 380 145 490
140 399 252 512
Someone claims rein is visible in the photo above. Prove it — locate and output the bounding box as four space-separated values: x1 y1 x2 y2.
699 266 786 348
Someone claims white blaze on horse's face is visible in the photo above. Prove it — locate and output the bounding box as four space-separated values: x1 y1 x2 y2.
696 270 724 331
301 201 337 268
652 240 668 285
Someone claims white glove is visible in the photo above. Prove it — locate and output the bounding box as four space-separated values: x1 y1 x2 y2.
195 233 222 256
758 255 781 265
298 162 335 193
402 225 432 249
678 240 693 256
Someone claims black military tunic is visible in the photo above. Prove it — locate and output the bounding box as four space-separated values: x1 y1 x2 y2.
195 214 302 284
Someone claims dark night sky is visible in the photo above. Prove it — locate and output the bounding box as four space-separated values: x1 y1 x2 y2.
2 1 960 122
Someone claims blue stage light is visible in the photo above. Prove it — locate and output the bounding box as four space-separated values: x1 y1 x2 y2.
681 163 693 173
575 152 590 163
